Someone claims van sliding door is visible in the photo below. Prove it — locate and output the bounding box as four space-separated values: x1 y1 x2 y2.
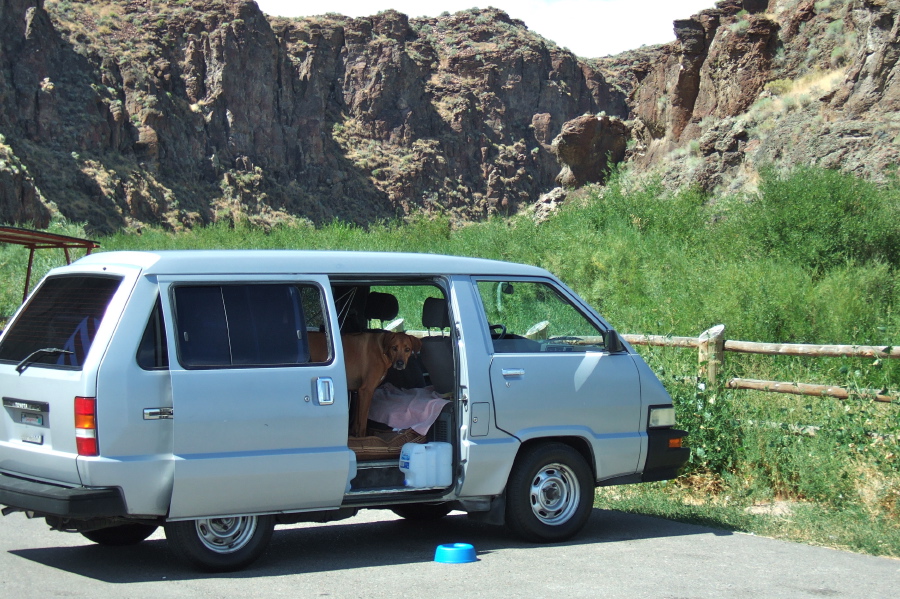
158 275 352 519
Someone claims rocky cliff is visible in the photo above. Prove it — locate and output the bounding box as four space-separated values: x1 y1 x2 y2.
594 0 900 196
0 0 897 233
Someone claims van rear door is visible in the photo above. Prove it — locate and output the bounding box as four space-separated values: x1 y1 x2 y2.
158 275 352 519
0 273 128 485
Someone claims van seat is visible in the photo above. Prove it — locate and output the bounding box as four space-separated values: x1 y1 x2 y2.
365 292 399 327
419 298 455 395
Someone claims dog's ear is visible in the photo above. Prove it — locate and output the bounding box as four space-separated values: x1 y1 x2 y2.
381 332 396 354
408 333 422 353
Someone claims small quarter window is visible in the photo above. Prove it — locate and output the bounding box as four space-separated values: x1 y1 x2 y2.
137 298 169 370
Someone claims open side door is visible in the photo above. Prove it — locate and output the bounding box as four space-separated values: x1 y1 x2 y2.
159 275 353 519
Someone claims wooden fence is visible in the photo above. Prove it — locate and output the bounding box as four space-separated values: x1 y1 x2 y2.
622 325 899 403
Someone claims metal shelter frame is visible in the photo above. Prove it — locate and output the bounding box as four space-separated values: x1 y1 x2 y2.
0 226 100 302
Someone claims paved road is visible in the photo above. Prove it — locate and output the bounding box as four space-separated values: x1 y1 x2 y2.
0 508 896 598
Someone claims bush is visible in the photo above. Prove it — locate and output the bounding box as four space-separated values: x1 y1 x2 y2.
715 166 900 273
764 79 794 96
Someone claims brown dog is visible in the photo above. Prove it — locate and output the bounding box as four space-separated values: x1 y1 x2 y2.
308 331 422 437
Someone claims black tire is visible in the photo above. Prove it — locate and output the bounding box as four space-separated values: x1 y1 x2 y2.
505 443 594 543
81 523 159 546
390 502 454 521
164 515 275 572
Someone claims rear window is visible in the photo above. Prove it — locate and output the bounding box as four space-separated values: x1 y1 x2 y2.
0 275 123 370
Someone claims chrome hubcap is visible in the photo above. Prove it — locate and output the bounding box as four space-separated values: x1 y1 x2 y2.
529 463 580 525
195 516 257 554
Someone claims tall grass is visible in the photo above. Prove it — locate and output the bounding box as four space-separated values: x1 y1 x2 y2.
2 165 898 553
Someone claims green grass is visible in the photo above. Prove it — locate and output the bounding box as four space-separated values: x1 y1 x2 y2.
596 481 900 557
2 165 898 555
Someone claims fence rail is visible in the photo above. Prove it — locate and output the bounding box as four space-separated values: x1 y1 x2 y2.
726 378 896 403
622 325 898 403
622 334 699 348
723 340 898 359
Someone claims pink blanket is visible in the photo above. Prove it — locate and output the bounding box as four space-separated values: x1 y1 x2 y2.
369 383 451 435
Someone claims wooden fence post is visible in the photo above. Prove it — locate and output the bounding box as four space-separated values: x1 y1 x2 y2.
699 324 726 385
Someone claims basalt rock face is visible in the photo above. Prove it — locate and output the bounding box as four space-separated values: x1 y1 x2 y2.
551 114 628 187
594 0 781 174
0 1 625 232
2 0 900 233
832 0 900 114
584 0 900 198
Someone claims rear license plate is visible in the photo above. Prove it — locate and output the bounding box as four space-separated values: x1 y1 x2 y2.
21 413 43 426
22 433 44 445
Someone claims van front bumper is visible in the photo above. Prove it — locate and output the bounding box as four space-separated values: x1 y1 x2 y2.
641 428 690 482
0 473 126 518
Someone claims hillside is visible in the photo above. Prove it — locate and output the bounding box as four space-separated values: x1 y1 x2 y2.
0 0 897 233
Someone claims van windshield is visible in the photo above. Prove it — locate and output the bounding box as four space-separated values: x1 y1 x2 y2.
0 275 123 370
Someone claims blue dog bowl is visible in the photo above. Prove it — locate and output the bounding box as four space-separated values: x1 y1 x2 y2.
434 543 477 564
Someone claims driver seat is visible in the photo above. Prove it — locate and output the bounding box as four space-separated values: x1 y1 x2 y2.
419 297 455 395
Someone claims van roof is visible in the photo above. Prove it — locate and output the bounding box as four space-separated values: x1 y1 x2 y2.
73 250 553 278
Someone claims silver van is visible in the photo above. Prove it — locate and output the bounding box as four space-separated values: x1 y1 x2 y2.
0 250 687 571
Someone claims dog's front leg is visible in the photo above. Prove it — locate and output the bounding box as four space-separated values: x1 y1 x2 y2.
353 385 373 438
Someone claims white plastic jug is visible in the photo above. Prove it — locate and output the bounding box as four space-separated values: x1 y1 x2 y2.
399 442 452 488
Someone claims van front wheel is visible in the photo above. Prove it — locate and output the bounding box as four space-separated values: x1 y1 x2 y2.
164 515 275 572
505 443 593 543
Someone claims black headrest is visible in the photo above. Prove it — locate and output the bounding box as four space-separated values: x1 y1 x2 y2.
365 292 399 322
422 297 450 329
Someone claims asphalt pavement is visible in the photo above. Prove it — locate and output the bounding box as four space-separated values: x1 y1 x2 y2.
0 507 896 598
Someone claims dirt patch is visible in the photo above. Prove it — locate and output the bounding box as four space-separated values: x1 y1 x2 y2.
745 500 795 517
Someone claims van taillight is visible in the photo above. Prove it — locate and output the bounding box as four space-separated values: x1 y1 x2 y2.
74 396 98 456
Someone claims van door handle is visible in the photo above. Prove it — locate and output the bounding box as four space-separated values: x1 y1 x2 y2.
143 407 173 420
501 368 525 378
316 377 335 405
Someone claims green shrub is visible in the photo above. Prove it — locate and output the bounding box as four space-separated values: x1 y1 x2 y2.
764 79 794 96
826 18 845 37
669 379 741 474
729 19 751 36
715 166 900 273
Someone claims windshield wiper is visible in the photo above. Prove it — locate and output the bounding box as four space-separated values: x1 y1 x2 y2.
16 348 74 374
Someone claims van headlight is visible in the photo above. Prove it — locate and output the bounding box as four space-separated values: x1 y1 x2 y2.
648 406 676 428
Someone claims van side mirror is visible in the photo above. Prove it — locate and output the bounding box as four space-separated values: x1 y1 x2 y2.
606 330 625 353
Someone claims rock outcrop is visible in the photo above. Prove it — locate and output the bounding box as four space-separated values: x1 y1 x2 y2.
1 0 899 232
0 1 625 232
565 0 900 202
551 114 628 187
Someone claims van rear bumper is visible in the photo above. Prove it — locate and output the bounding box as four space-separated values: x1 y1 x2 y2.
0 473 126 518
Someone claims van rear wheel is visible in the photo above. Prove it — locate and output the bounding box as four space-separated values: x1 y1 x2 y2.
81 523 158 546
505 443 593 543
164 515 275 572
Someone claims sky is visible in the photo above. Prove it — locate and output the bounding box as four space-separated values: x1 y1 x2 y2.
253 0 717 57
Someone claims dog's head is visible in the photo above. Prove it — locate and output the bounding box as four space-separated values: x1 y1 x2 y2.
382 332 422 371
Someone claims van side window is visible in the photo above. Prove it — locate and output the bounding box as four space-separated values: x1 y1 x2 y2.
137 298 168 370
173 283 324 369
475 280 606 354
